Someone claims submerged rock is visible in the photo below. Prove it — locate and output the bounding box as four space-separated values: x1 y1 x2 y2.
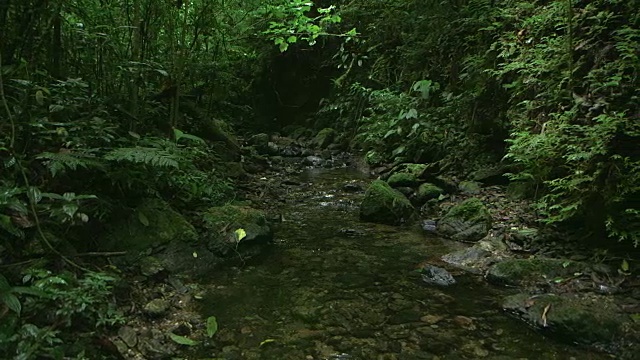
421 220 437 234
420 265 456 286
359 180 416 225
437 198 492 242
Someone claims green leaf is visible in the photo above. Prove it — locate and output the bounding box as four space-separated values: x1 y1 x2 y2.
138 211 150 227
621 259 630 272
1 293 21 316
168 333 199 346
286 35 297 44
27 187 42 204
260 338 276 346
206 316 218 338
235 228 247 242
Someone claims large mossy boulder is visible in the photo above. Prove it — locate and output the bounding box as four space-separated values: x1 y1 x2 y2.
387 172 419 188
487 258 589 287
503 293 635 349
202 205 273 256
311 128 337 149
102 198 197 251
437 198 492 242
359 180 416 225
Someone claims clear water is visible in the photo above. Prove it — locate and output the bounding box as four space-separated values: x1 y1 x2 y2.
197 168 611 360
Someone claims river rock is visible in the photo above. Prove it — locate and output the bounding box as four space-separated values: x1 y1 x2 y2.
203 205 273 256
503 293 636 350
470 165 509 185
303 155 324 167
312 128 337 149
387 172 419 188
143 298 170 316
437 198 492 242
486 257 589 287
359 180 416 225
415 183 444 204
248 133 270 154
421 220 437 234
420 265 456 286
458 180 481 195
441 234 508 274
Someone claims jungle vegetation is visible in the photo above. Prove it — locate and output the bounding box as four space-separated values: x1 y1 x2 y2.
0 0 638 357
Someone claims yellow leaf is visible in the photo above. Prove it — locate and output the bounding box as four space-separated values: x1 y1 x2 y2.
235 228 247 242
622 259 630 272
260 338 276 346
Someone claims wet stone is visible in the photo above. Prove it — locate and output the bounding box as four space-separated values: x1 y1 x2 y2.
143 298 170 317
420 264 456 286
118 326 138 347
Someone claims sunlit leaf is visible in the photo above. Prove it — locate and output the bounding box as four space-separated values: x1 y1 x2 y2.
168 333 199 346
260 338 276 346
235 228 247 242
206 316 218 337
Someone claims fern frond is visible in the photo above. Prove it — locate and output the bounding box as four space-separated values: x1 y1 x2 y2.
104 147 179 168
36 151 103 177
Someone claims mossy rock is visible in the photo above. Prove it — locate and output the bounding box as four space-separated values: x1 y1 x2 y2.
437 198 492 242
416 183 444 203
102 198 197 252
387 172 419 188
359 180 416 225
202 205 273 256
311 128 337 149
458 180 481 195
487 258 589 287
503 293 632 348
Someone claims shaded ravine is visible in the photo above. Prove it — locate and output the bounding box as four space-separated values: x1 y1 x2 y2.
197 168 609 359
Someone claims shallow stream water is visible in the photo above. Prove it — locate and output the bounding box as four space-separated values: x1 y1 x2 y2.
198 167 610 359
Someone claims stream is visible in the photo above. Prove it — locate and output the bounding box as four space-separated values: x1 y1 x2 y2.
197 167 610 359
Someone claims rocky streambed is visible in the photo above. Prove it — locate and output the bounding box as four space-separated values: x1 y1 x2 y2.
107 133 639 359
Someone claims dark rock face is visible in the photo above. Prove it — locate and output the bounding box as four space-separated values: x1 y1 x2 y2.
359 180 416 225
312 128 337 149
420 265 456 286
437 198 492 242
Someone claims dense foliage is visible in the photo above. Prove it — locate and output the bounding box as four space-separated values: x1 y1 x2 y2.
0 0 638 357
320 0 639 245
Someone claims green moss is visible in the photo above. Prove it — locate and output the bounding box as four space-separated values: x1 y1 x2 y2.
387 172 418 188
360 180 415 225
488 258 588 286
504 293 628 346
417 183 444 202
203 205 267 229
445 198 491 223
103 198 197 251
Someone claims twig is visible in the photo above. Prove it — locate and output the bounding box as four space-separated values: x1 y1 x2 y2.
73 251 127 257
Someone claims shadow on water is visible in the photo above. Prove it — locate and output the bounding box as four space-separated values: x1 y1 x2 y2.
197 168 610 360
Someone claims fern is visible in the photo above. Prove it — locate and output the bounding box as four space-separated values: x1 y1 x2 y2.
104 147 179 168
36 151 102 177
